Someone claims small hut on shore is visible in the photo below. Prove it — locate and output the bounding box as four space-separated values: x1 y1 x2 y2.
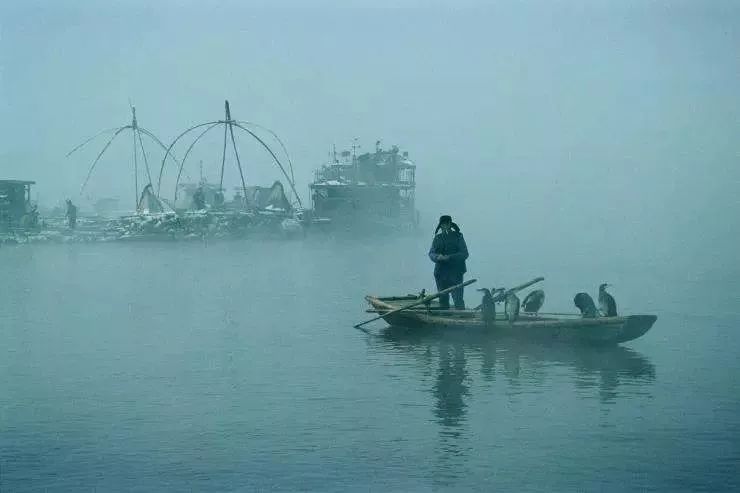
0 180 36 230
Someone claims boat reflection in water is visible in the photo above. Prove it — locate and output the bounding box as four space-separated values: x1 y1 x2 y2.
370 327 656 486
376 327 656 402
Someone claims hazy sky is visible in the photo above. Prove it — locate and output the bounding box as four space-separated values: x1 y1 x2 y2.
1 0 739 271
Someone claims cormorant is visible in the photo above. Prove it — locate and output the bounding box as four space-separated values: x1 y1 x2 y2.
491 287 506 302
477 288 496 327
418 289 431 309
474 287 505 310
598 283 617 317
521 289 545 315
574 292 599 318
505 293 520 324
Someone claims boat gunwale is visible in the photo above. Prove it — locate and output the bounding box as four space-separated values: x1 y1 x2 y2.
364 295 657 339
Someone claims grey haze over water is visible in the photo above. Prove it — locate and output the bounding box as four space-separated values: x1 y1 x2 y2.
1 0 739 491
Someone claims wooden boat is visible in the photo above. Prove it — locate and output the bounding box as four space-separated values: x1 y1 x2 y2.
364 295 657 344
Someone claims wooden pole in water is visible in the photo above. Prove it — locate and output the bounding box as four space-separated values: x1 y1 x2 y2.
353 278 477 329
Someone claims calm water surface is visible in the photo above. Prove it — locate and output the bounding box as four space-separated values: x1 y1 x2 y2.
1 237 738 491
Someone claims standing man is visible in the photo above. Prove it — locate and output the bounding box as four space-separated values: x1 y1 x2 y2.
192 186 206 210
65 199 78 230
428 215 469 310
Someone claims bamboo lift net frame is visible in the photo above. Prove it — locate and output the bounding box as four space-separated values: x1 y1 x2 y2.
156 100 302 210
66 105 179 210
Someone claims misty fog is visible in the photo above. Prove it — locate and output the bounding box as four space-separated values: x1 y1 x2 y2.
2 1 738 272
2 1 739 491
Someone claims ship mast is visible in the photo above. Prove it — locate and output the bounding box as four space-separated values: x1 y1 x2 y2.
351 138 359 184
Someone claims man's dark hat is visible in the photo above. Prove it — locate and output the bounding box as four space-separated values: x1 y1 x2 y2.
435 214 459 234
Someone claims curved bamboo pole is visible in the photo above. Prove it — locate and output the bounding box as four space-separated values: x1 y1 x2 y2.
173 122 221 201
157 120 222 194
138 127 180 194
66 127 121 158
80 126 131 194
235 120 296 185
230 122 303 208
138 128 177 159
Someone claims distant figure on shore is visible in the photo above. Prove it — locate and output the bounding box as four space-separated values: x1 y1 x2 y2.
192 186 206 210
213 190 225 208
65 199 77 230
428 215 469 310
21 205 39 230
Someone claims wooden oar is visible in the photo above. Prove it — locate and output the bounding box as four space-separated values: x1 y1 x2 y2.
354 278 477 329
494 276 544 301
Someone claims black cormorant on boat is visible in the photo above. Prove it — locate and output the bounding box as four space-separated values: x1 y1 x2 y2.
598 283 617 317
574 292 599 318
491 287 506 301
477 288 496 327
521 289 545 315
473 287 505 311
505 292 520 324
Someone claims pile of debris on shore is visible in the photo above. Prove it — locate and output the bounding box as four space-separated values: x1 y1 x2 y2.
1 212 302 245
110 209 303 241
1 176 305 246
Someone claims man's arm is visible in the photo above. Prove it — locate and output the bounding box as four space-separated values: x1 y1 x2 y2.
428 236 445 262
446 234 469 261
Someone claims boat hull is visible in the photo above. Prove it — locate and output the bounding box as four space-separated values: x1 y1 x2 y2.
365 296 656 344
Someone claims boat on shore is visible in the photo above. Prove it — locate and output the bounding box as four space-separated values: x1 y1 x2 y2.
364 294 657 344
